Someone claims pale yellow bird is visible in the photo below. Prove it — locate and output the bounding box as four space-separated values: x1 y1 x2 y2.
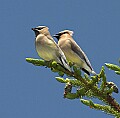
31 26 71 72
53 30 96 75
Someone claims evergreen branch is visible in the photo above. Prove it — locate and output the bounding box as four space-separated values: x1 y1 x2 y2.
26 57 120 116
81 99 120 117
105 63 120 71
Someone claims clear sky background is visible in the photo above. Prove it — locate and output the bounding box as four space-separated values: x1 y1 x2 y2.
0 0 120 118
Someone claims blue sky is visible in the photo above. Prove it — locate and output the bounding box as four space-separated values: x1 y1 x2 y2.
0 0 120 118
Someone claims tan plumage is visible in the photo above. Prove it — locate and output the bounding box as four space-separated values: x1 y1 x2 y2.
31 26 71 72
53 30 96 75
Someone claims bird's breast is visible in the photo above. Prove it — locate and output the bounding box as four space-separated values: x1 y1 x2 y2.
35 36 57 61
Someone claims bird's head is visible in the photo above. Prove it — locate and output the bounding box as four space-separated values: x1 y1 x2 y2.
31 26 49 37
53 30 73 40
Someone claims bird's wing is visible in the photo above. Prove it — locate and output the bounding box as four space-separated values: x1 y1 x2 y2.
47 35 71 71
70 39 93 70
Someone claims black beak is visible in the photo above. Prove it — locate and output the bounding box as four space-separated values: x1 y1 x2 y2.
53 34 59 37
31 28 36 31
31 28 39 37
53 34 60 40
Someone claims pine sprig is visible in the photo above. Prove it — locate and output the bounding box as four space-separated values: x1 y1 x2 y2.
26 57 120 117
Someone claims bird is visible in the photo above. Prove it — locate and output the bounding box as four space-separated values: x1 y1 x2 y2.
31 26 71 72
53 30 96 75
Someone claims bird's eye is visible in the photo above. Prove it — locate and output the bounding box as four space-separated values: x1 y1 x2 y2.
37 28 42 30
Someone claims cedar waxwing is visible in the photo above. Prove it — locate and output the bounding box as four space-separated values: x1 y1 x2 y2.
31 26 71 72
53 30 96 75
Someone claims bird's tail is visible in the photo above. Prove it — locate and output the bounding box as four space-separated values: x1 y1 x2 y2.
58 56 71 72
82 68 97 76
91 70 97 75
